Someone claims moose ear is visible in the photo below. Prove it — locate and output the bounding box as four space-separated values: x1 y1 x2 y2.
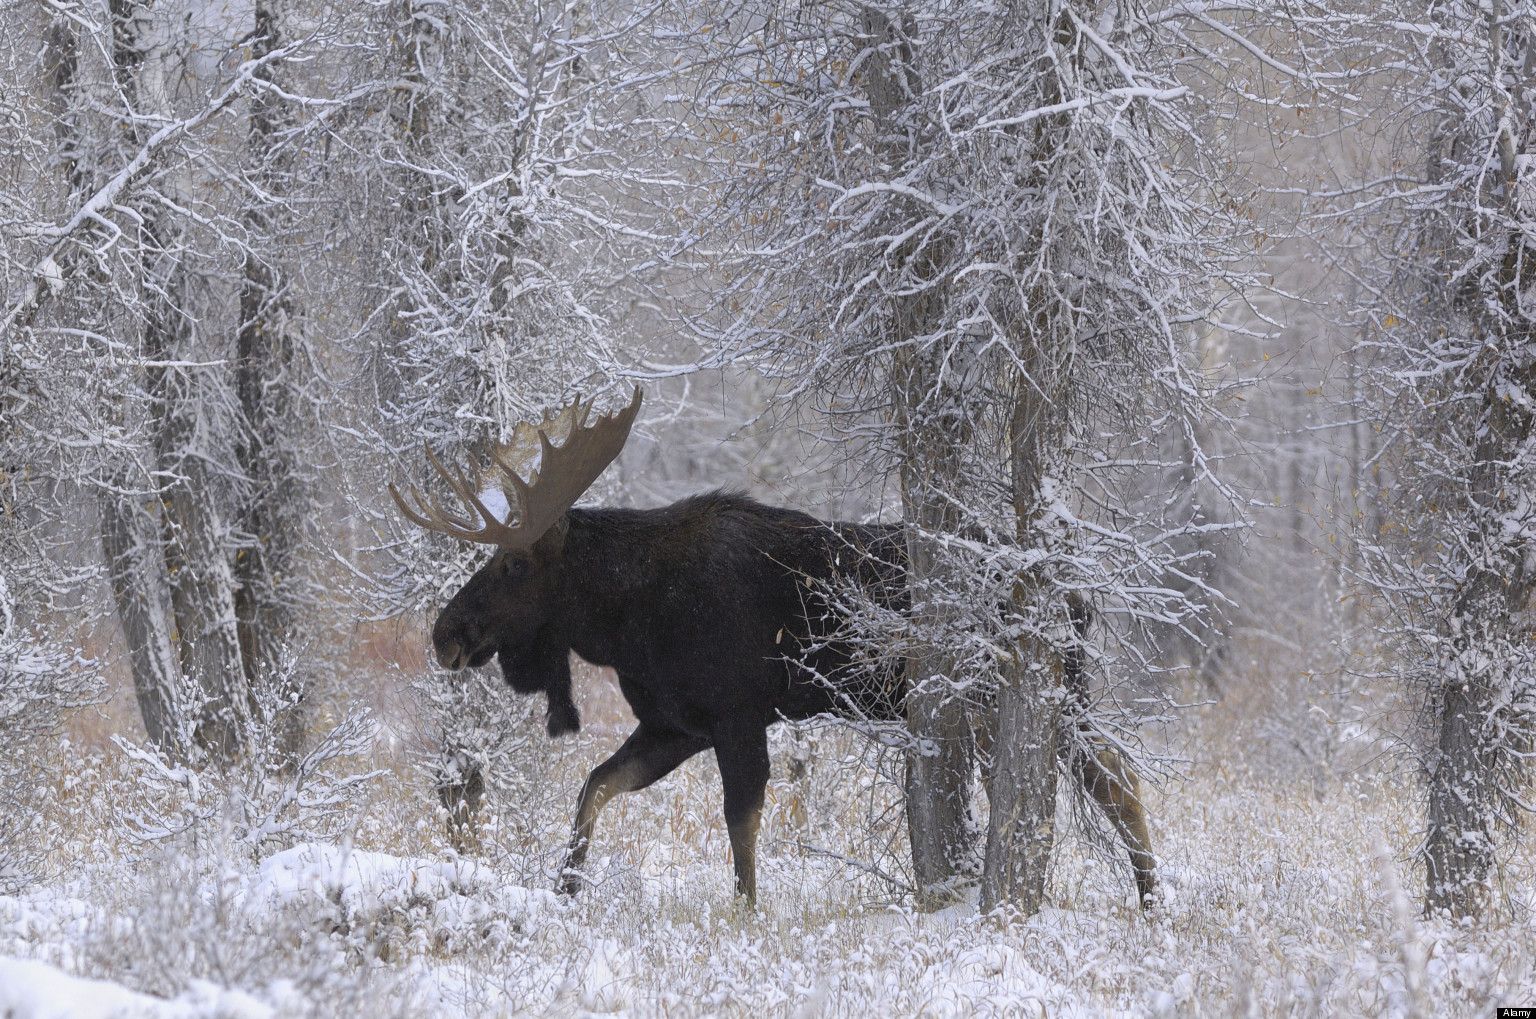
546 692 580 737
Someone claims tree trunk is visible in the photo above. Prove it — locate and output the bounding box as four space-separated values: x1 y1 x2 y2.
1424 388 1533 917
130 93 247 764
855 1 977 909
980 373 1064 915
150 324 250 766
236 0 308 763
382 0 488 847
1419 18 1536 908
99 485 187 757
897 353 977 905
48 10 189 757
1424 651 1498 917
980 631 1061 914
976 5 1081 916
92 0 250 764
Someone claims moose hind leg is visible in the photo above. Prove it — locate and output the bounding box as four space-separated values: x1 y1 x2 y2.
560 725 708 895
1075 745 1157 908
714 729 770 905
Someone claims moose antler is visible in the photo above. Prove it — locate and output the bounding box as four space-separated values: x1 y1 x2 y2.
388 387 643 549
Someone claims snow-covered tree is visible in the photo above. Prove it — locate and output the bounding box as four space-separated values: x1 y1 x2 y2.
331 0 669 847
232 0 321 762
668 0 1278 911
1 8 114 887
8 2 329 767
1338 0 1536 919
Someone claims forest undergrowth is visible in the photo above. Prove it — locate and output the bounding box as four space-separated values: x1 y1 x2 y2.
3 634 1534 1018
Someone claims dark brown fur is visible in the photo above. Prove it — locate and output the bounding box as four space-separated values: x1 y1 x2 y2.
428 491 1155 905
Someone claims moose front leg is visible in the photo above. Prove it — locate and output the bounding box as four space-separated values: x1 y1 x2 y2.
713 728 770 904
560 724 708 895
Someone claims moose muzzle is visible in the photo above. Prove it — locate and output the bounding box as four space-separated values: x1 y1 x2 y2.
435 640 467 670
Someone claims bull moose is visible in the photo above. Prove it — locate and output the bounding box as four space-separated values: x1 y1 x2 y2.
390 388 1155 906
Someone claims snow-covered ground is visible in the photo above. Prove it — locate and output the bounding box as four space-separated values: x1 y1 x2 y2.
4 665 1534 1018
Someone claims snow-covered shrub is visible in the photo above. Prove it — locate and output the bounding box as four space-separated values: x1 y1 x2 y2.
110 654 384 855
404 659 603 880
64 843 430 1016
0 570 99 893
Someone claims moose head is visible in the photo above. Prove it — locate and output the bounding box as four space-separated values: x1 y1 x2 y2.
388 388 643 735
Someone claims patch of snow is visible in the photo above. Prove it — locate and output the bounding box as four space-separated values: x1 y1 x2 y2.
0 957 164 1019
476 487 512 523
239 843 555 927
0 892 102 966
579 938 633 1013
0 957 273 1019
38 257 63 295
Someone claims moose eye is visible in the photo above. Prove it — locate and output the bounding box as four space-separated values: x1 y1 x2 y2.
500 555 528 580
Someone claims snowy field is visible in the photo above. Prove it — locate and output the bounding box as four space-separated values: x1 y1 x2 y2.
4 652 1534 1018
7 1 1536 1016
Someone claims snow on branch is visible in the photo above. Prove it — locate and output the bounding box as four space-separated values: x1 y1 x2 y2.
1 40 302 342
